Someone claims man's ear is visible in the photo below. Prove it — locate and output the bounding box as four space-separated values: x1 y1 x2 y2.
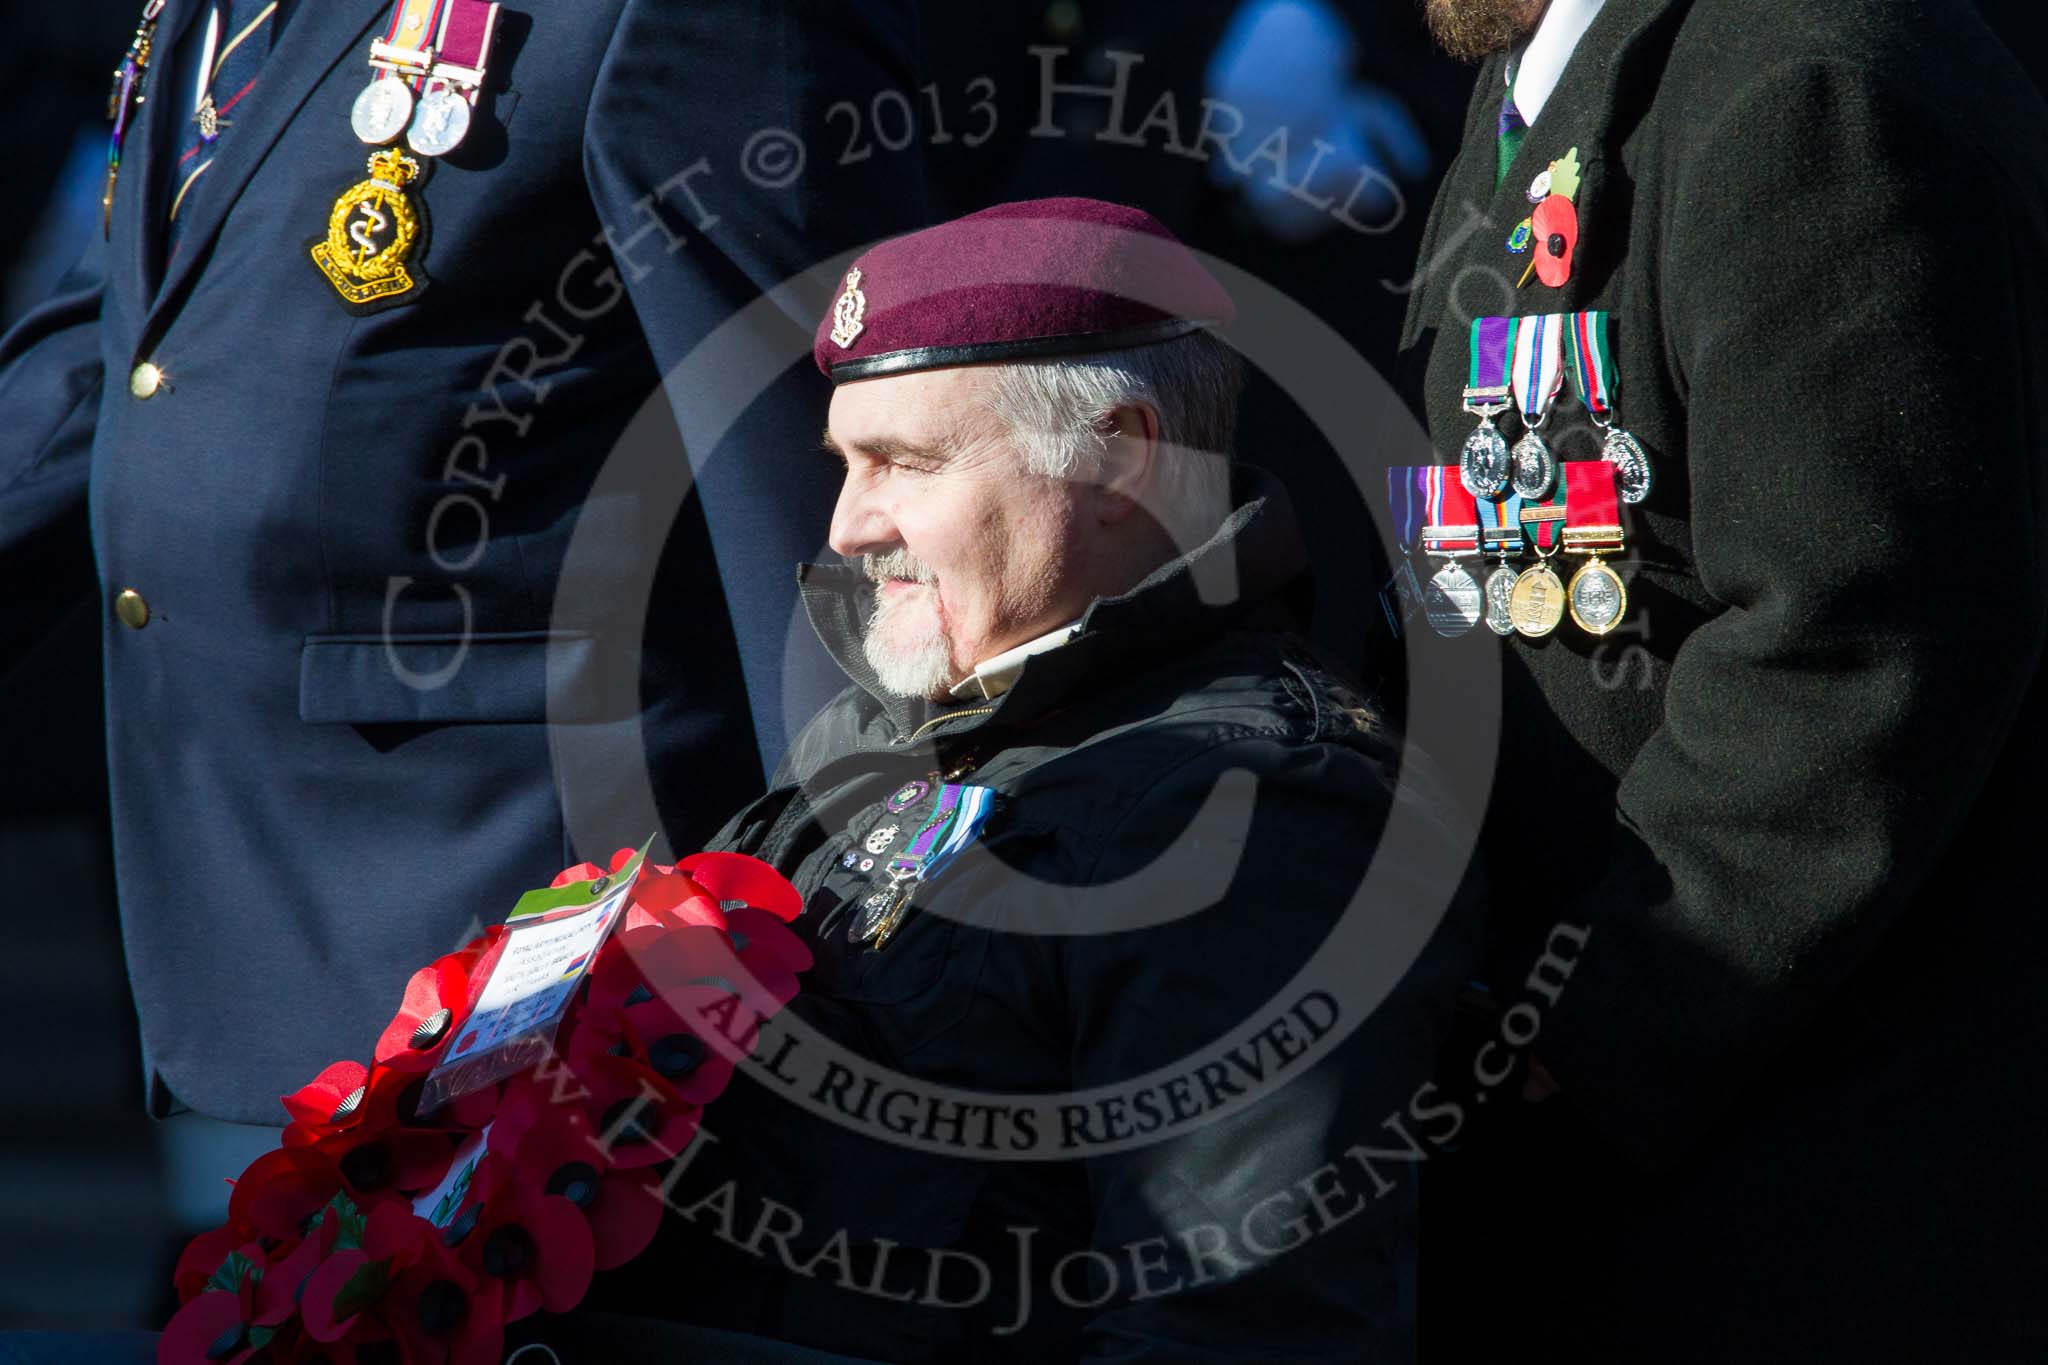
1095 401 1161 526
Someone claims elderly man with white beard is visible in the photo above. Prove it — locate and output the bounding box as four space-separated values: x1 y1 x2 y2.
536 198 1482 1362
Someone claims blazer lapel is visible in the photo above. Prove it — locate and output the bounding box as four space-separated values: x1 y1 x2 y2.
143 0 388 332
1434 0 1692 315
122 0 206 317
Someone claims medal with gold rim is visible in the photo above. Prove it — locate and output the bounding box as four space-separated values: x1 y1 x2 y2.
1561 461 1629 635
310 147 431 311
1510 479 1567 638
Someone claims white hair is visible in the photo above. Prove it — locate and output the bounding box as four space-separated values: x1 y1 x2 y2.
982 328 1242 552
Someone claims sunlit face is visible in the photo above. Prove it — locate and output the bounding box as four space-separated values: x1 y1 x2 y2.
825 366 1098 700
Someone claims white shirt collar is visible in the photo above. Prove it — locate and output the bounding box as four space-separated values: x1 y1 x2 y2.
947 620 1084 702
1509 0 1607 126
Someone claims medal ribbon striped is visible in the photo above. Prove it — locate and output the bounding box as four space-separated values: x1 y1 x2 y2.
1464 315 1517 409
1511 313 1566 424
1478 490 1524 557
373 0 451 90
1564 310 1616 417
1519 480 1565 552
1422 465 1480 554
1386 466 1428 554
1562 461 1623 549
887 784 994 881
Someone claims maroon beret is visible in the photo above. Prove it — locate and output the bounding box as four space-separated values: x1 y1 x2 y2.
814 197 1236 382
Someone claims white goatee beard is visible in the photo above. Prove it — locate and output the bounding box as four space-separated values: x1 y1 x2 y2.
860 551 957 700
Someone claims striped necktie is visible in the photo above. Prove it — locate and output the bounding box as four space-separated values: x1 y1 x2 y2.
166 0 280 250
1497 87 1528 188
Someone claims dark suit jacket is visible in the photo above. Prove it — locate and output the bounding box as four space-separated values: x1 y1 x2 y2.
0 0 925 1124
1397 0 2048 1356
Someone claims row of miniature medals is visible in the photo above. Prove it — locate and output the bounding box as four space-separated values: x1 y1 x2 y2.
1399 310 1652 640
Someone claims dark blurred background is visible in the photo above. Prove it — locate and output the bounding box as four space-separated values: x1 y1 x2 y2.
1 0 2039 1332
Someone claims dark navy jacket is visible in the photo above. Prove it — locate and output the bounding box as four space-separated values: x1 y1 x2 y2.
0 0 924 1124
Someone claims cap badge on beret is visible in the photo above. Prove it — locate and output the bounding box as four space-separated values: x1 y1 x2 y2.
813 198 1235 382
830 267 868 348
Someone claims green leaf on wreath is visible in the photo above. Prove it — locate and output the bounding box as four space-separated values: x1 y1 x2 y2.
331 1258 391 1321
204 1249 262 1297
309 1189 369 1251
247 1326 275 1351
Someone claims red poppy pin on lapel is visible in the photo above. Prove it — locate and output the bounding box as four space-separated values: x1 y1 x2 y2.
1512 147 1581 288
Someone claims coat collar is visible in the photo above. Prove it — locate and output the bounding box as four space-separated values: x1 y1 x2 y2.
797 464 1311 749
140 0 387 329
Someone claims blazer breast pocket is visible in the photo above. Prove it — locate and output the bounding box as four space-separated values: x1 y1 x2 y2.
297 629 599 724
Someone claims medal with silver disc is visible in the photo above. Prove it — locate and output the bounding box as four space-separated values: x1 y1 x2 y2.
1478 490 1524 636
1602 426 1653 503
1420 466 1484 637
407 83 471 155
406 2 501 156
1509 313 1565 500
1459 315 1516 498
1560 461 1629 635
352 0 439 146
1567 310 1655 504
351 76 414 144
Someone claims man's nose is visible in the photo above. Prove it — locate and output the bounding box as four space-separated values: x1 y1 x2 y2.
827 474 895 559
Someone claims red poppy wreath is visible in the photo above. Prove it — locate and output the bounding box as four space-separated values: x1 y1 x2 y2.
160 848 808 1365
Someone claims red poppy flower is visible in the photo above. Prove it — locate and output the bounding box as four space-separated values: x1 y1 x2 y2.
1531 193 1578 288
281 1060 373 1142
622 865 727 934
172 1223 252 1302
228 1147 348 1243
569 1052 702 1171
353 1204 507 1365
614 919 792 1026
678 850 803 921
489 1090 667 1271
252 1211 339 1328
162 1239 268 1363
372 937 494 1074
448 1152 595 1321
724 904 814 1002
287 1057 487 1196
164 843 807 1352
161 1289 262 1365
619 981 753 1106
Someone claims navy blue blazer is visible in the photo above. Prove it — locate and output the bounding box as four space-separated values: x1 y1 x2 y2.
0 0 925 1124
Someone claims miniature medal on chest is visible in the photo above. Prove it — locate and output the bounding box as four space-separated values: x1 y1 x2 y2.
1459 316 1516 499
313 0 501 309
1560 461 1629 635
1564 310 1654 504
101 0 168 237
1508 313 1565 500
849 783 996 949
1509 481 1568 638
1477 491 1525 636
1419 466 1484 638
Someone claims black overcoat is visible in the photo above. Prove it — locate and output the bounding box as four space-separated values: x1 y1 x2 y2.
1396 0 2048 1358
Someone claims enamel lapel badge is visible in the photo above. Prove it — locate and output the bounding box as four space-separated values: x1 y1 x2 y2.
1510 147 1581 289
